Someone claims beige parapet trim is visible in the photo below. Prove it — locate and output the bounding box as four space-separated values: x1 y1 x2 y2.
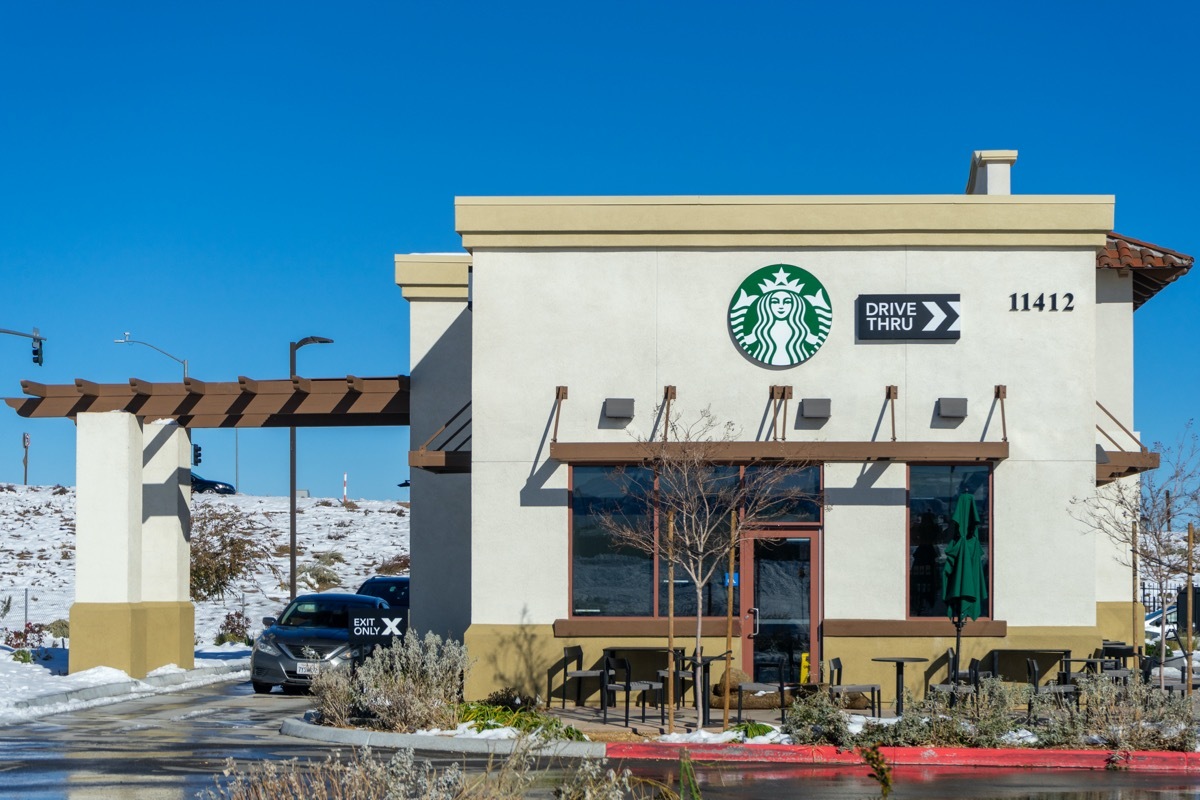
462 624 743 705
394 254 472 301
70 601 194 678
455 195 1115 250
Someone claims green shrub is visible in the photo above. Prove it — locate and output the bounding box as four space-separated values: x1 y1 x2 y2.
458 702 584 741
46 618 69 639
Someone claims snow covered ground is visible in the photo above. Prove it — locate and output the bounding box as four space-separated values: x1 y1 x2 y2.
0 483 409 723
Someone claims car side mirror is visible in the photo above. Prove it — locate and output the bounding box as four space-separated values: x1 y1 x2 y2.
262 617 277 627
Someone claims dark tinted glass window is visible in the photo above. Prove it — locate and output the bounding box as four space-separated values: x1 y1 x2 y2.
572 466 654 616
908 465 990 618
744 465 821 523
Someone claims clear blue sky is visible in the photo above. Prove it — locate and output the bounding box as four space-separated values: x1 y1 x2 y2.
1 2 1197 500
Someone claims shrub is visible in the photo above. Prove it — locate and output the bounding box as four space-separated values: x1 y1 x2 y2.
314 499 335 508
342 499 360 510
483 687 538 710
376 554 411 576
190 505 274 601
214 611 252 645
11 649 32 664
458 702 585 741
310 667 358 728
203 746 648 800
4 622 47 650
310 632 470 733
46 618 69 639
781 688 853 746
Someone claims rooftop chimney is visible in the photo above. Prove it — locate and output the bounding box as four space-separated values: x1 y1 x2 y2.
965 150 1018 195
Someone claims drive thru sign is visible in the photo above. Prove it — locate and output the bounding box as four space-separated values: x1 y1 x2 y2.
855 294 960 340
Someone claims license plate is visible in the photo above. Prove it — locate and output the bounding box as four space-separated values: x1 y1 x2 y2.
296 662 321 676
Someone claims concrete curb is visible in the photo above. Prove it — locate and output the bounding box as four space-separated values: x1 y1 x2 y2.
607 742 1200 772
13 662 249 710
280 717 607 759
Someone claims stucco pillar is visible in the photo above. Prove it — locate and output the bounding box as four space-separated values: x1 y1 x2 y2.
71 411 147 675
139 419 194 670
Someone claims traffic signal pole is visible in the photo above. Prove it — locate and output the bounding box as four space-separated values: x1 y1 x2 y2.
0 327 46 365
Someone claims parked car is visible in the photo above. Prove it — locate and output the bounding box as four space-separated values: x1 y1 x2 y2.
191 472 235 494
250 592 388 694
356 576 409 634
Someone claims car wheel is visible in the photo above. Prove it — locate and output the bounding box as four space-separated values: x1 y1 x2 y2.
252 681 274 694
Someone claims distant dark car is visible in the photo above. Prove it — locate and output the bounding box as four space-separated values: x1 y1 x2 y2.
250 592 389 694
357 576 409 633
357 575 409 607
191 473 235 494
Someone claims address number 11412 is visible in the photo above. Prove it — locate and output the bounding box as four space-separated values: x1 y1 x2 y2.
1010 292 1074 312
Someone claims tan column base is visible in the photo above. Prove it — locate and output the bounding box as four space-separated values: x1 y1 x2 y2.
69 602 195 678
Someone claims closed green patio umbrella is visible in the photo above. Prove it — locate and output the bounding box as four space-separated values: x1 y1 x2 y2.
942 492 987 679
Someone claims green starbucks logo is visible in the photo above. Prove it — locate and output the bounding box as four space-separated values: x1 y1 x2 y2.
728 264 832 367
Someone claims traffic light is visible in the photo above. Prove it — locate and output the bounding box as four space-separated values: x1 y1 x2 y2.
192 443 202 466
31 339 43 366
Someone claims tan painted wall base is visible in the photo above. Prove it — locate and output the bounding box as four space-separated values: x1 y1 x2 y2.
463 624 744 705
70 602 194 678
464 604 1144 708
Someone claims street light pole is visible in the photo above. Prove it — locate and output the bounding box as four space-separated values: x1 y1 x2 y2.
114 332 187 379
289 336 334 600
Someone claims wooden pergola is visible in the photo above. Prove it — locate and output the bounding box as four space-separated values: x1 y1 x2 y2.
5 375 409 428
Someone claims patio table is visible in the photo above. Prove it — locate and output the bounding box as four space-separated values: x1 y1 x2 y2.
872 656 928 715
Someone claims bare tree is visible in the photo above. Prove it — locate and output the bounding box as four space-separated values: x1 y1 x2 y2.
598 407 820 728
1073 423 1200 668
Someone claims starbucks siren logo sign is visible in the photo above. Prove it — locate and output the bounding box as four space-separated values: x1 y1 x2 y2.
728 264 832 367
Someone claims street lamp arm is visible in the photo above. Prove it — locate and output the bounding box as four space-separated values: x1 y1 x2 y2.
114 332 188 378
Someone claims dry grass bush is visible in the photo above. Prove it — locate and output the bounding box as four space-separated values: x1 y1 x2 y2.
311 632 470 732
1030 675 1196 752
376 553 411 576
788 674 1193 751
204 745 649 800
190 505 275 601
343 499 360 510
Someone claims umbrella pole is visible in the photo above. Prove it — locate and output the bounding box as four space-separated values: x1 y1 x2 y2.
953 612 966 705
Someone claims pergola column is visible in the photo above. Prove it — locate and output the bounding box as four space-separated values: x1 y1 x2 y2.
70 412 194 677
139 419 194 670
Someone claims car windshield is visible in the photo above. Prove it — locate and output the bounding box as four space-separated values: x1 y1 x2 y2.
277 598 370 629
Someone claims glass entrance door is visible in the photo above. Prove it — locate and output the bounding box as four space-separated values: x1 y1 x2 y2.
745 537 814 684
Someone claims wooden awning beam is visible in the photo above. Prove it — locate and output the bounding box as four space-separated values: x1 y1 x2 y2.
549 440 1009 464
5 376 410 429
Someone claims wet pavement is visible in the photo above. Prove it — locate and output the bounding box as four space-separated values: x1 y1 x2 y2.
2 679 1199 800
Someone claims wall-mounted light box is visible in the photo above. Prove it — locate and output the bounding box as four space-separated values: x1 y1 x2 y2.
938 397 968 418
604 398 635 419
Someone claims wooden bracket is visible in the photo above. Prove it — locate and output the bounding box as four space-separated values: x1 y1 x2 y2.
886 385 899 442
994 385 1008 442
769 386 793 441
551 386 569 444
662 385 677 443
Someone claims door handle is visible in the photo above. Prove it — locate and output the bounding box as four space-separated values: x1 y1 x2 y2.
748 607 760 638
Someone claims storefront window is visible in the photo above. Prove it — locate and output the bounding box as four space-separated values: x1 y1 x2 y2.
571 465 818 618
908 464 990 618
571 466 654 616
744 465 821 523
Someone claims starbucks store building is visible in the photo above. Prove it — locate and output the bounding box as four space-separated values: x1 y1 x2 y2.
395 151 1193 705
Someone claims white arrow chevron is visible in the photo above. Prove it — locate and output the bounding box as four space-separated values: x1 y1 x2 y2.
947 301 961 331
923 301 946 331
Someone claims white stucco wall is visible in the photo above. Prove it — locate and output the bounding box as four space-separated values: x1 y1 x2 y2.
469 245 1109 630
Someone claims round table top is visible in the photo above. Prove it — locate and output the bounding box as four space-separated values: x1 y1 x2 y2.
872 656 929 663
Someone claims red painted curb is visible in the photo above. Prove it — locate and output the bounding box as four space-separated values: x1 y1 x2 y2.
604 742 1200 772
